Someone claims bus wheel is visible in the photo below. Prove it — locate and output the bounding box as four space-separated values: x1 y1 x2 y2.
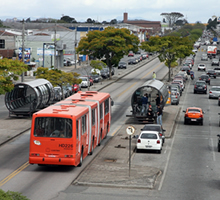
90 140 94 155
77 149 83 167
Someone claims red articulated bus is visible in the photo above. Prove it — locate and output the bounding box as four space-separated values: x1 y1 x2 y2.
29 91 113 167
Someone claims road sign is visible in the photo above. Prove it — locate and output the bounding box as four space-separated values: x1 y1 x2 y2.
126 125 135 135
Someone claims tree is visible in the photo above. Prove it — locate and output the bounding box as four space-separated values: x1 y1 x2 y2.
0 58 28 95
90 60 106 74
110 19 117 24
207 17 217 30
0 189 30 200
86 18 95 23
140 36 193 81
35 67 81 98
76 27 139 79
161 12 184 27
60 16 77 23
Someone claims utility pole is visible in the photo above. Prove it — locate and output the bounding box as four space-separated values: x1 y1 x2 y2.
74 26 77 69
21 19 25 82
54 24 57 69
87 26 90 66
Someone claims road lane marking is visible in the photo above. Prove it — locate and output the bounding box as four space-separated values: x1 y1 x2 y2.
117 62 165 98
0 161 29 187
111 126 121 136
210 138 216 162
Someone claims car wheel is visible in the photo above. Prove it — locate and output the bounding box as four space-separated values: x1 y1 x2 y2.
209 96 211 99
218 102 220 106
184 119 187 125
205 91 207 94
194 90 196 94
218 143 220 152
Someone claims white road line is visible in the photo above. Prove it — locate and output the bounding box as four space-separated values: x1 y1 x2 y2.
210 138 216 162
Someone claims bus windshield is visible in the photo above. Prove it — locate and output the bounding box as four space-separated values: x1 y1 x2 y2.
34 117 72 138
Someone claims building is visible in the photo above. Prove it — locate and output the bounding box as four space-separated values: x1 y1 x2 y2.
123 12 161 36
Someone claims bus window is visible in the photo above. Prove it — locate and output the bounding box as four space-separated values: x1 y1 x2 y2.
100 103 103 119
82 115 87 134
76 120 79 139
104 98 109 115
92 109 95 126
34 117 72 138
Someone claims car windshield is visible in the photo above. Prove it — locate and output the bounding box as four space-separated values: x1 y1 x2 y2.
196 82 205 85
142 126 161 131
80 77 87 81
140 133 157 139
201 76 208 79
188 109 200 113
208 70 215 73
211 87 220 91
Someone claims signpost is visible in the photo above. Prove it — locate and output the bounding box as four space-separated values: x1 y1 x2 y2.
126 125 135 177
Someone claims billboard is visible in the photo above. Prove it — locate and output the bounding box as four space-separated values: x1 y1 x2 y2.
18 47 31 64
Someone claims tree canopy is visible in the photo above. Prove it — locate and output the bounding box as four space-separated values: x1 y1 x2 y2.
76 27 139 78
0 58 28 95
0 189 29 200
35 67 81 98
161 12 184 27
140 36 193 81
60 15 77 23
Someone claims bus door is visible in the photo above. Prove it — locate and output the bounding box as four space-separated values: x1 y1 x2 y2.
76 119 81 157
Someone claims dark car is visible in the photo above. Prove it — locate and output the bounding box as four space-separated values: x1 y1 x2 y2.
90 74 101 83
118 61 127 69
100 68 109 79
212 58 219 66
194 80 207 94
199 74 210 85
206 69 216 78
141 124 165 144
128 58 135 65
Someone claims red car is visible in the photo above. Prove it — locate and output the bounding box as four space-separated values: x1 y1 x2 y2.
72 83 81 93
128 51 134 57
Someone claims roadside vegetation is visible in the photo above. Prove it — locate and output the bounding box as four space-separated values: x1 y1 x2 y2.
76 27 139 79
0 58 28 95
0 189 29 200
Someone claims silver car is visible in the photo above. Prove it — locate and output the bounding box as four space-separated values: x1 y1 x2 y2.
170 90 180 105
209 86 220 99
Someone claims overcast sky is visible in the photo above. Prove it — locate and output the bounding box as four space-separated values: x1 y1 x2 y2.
1 0 219 23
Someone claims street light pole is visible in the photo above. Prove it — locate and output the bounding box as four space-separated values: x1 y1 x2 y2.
21 19 25 82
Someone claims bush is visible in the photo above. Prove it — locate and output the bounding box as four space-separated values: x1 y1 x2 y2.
0 189 30 200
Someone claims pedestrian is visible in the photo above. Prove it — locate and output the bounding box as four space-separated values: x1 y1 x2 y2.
141 93 148 115
152 72 156 80
155 94 160 106
147 104 154 119
157 104 165 131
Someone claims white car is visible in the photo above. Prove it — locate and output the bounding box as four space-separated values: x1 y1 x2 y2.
136 131 162 153
79 77 90 88
172 79 185 90
178 71 188 80
91 68 101 75
198 63 206 71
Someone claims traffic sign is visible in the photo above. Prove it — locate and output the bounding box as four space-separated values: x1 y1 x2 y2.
126 125 135 135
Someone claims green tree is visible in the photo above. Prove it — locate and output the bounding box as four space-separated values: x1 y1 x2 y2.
35 67 81 98
90 60 106 74
140 36 193 81
60 16 77 23
76 27 139 78
0 189 30 200
0 58 28 94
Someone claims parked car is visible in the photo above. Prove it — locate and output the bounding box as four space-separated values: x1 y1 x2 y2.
214 67 220 76
212 58 219 66
91 68 101 75
209 86 220 99
178 71 188 80
183 107 204 125
90 74 102 83
136 131 162 153
128 58 135 65
174 75 186 83
198 63 206 71
54 87 62 101
199 74 210 85
79 77 90 88
206 69 216 78
194 80 207 94
172 80 184 91
141 124 165 144
128 51 134 57
84 75 94 86
72 83 81 93
100 68 109 79
54 86 68 99
118 61 127 69
62 85 72 97
170 85 182 96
